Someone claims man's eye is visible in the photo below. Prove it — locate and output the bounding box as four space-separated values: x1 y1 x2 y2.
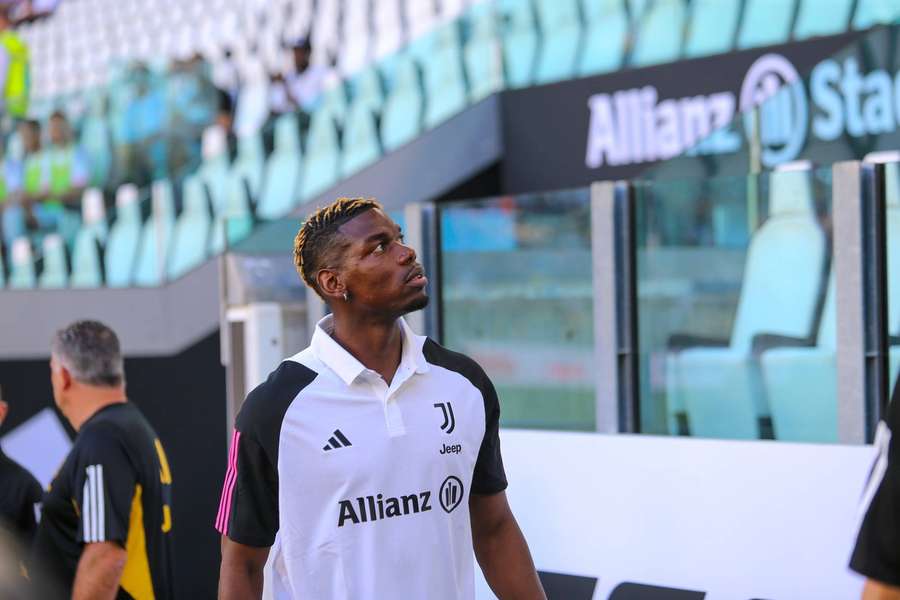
373 243 385 254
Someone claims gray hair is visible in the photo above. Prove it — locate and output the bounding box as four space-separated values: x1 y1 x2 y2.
51 320 125 387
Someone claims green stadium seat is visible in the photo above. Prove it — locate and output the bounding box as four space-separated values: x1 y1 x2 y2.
500 0 538 88
380 55 424 152
257 114 303 220
577 0 628 77
341 103 382 178
38 234 68 289
105 184 142 288
852 0 900 29
198 126 231 216
631 0 686 67
349 67 385 113
209 173 253 256
70 188 107 288
737 0 796 49
794 0 854 39
422 23 468 127
9 237 35 289
463 2 505 102
684 0 741 58
231 132 265 202
167 176 211 280
300 108 341 200
133 179 175 287
534 0 581 84
320 83 349 125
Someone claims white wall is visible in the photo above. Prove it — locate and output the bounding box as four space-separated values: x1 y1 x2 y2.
477 430 875 600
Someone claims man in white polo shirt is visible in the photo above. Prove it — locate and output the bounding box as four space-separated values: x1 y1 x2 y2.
216 197 546 599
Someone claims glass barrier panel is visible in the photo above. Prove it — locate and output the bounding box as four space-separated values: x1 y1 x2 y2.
439 188 595 431
885 161 900 399
636 167 836 442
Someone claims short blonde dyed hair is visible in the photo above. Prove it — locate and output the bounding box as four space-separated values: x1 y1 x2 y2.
293 197 383 295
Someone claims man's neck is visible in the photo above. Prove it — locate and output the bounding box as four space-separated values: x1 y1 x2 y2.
66 388 127 432
330 312 404 385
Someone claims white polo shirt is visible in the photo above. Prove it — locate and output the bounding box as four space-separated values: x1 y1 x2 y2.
216 316 507 599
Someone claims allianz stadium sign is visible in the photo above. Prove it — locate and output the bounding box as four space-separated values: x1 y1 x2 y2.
500 28 889 192
585 53 900 170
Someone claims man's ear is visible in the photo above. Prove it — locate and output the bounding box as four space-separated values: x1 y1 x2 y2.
0 400 7 425
59 364 74 390
316 268 346 304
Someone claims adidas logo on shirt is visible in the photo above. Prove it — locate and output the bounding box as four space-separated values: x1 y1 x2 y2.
322 429 352 452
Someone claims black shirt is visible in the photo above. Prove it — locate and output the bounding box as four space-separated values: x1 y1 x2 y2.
30 402 174 599
0 448 42 567
851 379 900 585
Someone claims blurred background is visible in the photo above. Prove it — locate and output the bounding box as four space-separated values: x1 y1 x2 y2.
0 0 899 597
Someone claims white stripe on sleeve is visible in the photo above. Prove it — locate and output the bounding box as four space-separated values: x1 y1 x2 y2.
82 474 92 542
96 465 105 542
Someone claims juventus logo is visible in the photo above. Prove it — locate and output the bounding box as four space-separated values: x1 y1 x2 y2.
433 402 455 434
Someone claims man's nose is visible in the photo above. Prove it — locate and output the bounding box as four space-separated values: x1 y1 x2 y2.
397 242 416 264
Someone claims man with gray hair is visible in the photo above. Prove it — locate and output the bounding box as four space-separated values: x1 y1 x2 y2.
29 320 175 599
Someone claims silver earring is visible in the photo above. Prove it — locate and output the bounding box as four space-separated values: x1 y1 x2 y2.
343 291 350 302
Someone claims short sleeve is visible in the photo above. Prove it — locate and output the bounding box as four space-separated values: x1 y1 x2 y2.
471 375 508 495
74 429 137 545
215 428 278 547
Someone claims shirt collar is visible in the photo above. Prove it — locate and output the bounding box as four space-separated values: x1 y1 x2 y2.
311 315 430 386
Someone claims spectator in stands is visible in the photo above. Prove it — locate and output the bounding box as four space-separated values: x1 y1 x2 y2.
44 110 89 207
0 396 43 583
269 38 329 115
0 119 39 244
0 5 29 120
167 54 218 178
0 124 26 244
116 64 167 186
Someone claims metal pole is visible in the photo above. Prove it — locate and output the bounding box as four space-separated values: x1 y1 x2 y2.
404 202 442 341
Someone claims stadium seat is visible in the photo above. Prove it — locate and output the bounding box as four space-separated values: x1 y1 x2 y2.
852 0 900 29
794 0 855 39
341 103 382 178
463 2 505 102
9 237 36 289
39 234 68 289
533 0 581 84
208 173 253 256
80 187 108 242
631 0 686 67
761 274 837 442
380 55 424 152
133 179 175 287
199 126 231 215
683 0 741 58
500 0 538 88
422 23 468 128
665 167 826 439
233 60 270 137
405 0 438 40
577 0 628 77
257 114 303 219
167 176 211 280
70 188 107 288
79 91 112 187
349 66 385 113
104 184 142 287
319 82 349 125
231 132 265 202
737 0 796 49
300 107 341 200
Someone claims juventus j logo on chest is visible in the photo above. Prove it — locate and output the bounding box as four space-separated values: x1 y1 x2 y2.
433 402 455 434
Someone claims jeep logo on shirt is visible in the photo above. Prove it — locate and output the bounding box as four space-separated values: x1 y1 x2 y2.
337 476 466 526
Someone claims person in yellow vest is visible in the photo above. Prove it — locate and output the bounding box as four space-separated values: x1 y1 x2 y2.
0 6 29 119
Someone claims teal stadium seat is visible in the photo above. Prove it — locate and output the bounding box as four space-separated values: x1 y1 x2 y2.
577 0 628 77
231 132 265 202
257 114 303 219
737 0 796 49
9 237 35 289
167 176 211 280
133 179 175 287
380 55 424 152
422 23 468 128
300 107 341 200
320 83 349 125
341 103 382 177
208 173 253 256
349 67 385 113
853 0 900 29
794 0 854 39
631 0 686 67
104 184 142 287
39 234 68 289
533 0 581 84
500 0 538 88
683 0 741 58
464 2 505 102
199 126 231 216
70 188 107 288
665 167 826 439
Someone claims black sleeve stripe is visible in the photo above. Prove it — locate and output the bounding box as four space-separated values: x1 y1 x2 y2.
422 339 508 494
